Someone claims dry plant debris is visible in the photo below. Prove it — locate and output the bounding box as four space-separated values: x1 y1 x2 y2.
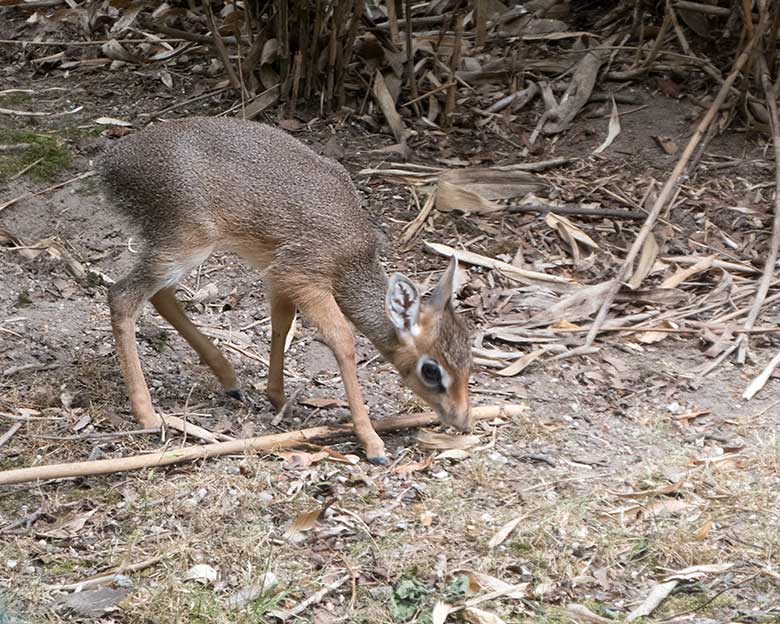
2 1 780 623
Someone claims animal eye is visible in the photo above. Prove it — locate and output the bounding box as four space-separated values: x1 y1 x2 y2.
419 360 442 388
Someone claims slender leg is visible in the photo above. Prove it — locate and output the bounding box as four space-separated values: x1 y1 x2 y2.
150 287 239 396
108 269 162 428
266 289 296 410
297 291 386 464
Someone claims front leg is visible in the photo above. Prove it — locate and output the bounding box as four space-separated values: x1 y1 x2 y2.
296 291 386 464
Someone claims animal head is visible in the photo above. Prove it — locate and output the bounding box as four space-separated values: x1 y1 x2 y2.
385 257 473 431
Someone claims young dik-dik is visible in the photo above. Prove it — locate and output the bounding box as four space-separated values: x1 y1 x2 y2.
98 117 472 464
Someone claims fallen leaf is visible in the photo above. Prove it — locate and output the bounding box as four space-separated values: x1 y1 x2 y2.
432 601 455 624
637 319 675 344
424 241 572 288
689 449 746 469
693 516 713 540
566 603 612 624
593 97 621 154
463 606 507 624
454 569 527 599
662 562 734 582
395 455 434 478
435 449 472 460
283 507 321 542
436 168 548 215
545 212 600 250
743 349 780 400
627 231 659 289
37 508 98 539
226 573 279 610
276 450 331 468
56 588 131 618
609 498 692 524
496 348 546 377
610 479 686 499
660 255 715 289
183 564 218 584
626 581 678 621
524 280 615 328
488 515 524 549
416 430 481 451
94 116 133 127
653 134 678 154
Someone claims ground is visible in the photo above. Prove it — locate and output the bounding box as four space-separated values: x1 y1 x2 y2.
1 19 780 624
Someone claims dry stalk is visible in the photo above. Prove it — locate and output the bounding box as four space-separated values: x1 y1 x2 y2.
445 13 464 123
0 405 524 486
204 0 240 90
386 0 400 45
404 0 420 115
581 15 770 352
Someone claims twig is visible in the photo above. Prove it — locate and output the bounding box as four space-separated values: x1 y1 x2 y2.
580 17 769 352
205 1 240 90
269 574 350 621
0 171 96 214
0 405 524 485
507 203 645 220
44 555 164 591
0 422 22 450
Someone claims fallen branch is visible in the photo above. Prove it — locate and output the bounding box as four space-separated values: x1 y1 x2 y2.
580 18 769 352
0 405 524 486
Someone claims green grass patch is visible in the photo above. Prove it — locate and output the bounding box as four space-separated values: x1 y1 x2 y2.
0 127 70 182
0 91 32 107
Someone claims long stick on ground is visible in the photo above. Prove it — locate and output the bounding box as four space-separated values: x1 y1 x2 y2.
581 17 769 351
0 405 523 486
736 53 780 364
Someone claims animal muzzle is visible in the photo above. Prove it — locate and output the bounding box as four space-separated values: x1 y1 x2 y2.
438 405 473 432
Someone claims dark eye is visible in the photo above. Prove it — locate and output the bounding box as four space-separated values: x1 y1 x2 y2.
420 360 442 388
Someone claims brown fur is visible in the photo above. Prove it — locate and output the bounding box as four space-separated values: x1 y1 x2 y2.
98 117 472 462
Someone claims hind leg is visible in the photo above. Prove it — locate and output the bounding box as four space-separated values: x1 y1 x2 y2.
150 287 239 397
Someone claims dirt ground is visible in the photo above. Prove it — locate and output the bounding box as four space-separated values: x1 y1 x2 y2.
2 17 780 624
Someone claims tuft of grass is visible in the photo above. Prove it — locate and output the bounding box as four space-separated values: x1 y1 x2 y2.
0 91 32 107
0 128 70 182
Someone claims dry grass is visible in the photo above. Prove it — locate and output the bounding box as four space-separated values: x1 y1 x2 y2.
2 363 779 623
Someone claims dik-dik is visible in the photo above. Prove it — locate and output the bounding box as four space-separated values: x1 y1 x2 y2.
98 117 472 464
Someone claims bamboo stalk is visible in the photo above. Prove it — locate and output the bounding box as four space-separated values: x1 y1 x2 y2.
289 51 303 116
338 0 364 108
205 0 240 90
475 0 487 48
404 0 420 114
386 0 400 45
305 0 323 99
0 405 524 486
444 12 464 123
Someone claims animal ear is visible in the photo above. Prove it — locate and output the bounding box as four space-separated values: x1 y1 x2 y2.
429 256 458 309
386 273 421 336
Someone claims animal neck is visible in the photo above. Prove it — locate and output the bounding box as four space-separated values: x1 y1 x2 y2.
334 259 400 358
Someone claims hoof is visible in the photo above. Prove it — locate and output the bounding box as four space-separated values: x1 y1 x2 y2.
367 455 388 466
226 388 244 402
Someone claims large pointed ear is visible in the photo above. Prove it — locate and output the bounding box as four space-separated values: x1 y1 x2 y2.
386 273 421 337
429 256 458 310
